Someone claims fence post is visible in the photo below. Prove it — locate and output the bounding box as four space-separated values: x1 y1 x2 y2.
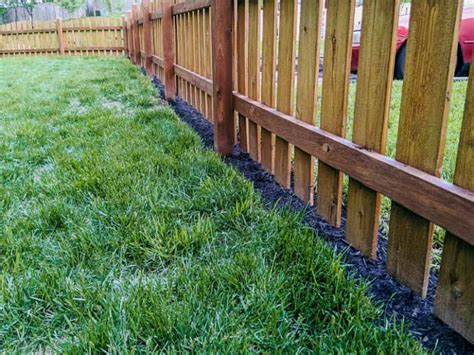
142 0 153 76
211 0 235 155
56 18 65 55
162 0 176 100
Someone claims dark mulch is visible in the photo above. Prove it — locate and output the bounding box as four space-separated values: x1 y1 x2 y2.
152 77 473 354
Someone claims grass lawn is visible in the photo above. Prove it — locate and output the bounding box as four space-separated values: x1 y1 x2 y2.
0 57 425 352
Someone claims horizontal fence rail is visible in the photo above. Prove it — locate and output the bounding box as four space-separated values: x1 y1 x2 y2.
125 0 474 343
0 17 124 56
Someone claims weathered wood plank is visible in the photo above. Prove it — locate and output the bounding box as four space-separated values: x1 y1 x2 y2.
247 0 261 162
260 0 277 174
387 0 462 297
317 0 355 227
233 92 474 246
294 0 323 205
174 63 213 95
172 0 211 16
236 0 248 153
345 0 399 259
275 0 297 188
211 0 235 155
163 0 176 99
434 63 474 344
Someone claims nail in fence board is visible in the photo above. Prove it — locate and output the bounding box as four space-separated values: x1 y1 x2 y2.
237 0 249 153
433 63 474 343
294 0 323 205
275 0 297 189
387 0 462 297
345 0 399 258
317 0 355 227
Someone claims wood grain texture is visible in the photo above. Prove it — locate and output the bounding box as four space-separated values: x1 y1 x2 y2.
260 0 277 174
345 0 399 259
247 0 261 162
174 63 212 94
317 0 355 227
233 92 474 246
236 0 248 153
57 18 65 54
133 5 141 64
434 63 474 344
294 0 323 205
211 0 235 155
387 0 462 297
172 0 211 15
275 0 297 189
142 0 154 75
163 0 176 100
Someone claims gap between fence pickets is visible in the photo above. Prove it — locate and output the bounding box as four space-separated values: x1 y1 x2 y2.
233 92 474 247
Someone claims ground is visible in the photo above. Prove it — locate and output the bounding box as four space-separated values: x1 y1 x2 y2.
0 57 427 352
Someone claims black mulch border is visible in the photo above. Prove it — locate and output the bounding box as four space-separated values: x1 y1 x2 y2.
151 77 473 354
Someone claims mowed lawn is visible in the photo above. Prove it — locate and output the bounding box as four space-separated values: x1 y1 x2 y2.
0 57 425 352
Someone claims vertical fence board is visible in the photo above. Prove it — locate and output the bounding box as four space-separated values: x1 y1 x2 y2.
237 0 248 153
433 62 474 344
143 0 153 75
387 0 462 297
260 0 277 174
317 0 355 227
275 0 297 189
345 0 399 258
163 0 176 99
247 0 261 162
294 0 323 205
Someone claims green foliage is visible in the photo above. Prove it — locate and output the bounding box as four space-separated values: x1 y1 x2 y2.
0 57 425 353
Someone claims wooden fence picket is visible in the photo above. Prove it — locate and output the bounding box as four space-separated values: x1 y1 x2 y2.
260 0 277 174
387 0 462 297
317 0 355 228
434 65 474 342
293 0 323 205
345 0 399 258
274 0 297 189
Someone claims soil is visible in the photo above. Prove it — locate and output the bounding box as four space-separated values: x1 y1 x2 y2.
152 77 473 354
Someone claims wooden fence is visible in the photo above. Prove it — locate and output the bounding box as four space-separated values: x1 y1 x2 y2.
125 0 473 343
0 17 124 56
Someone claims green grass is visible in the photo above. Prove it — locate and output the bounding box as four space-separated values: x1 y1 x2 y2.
0 57 425 353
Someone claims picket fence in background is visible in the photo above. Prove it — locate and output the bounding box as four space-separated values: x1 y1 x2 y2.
0 17 124 56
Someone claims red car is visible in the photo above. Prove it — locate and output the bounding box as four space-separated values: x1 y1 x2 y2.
351 4 474 79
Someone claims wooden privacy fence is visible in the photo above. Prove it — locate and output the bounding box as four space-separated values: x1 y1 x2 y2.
0 17 124 56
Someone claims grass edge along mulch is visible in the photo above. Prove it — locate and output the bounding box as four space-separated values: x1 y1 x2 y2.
0 56 424 353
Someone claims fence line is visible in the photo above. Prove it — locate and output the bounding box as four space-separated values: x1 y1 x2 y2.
125 0 473 343
0 17 124 56
1 0 471 344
